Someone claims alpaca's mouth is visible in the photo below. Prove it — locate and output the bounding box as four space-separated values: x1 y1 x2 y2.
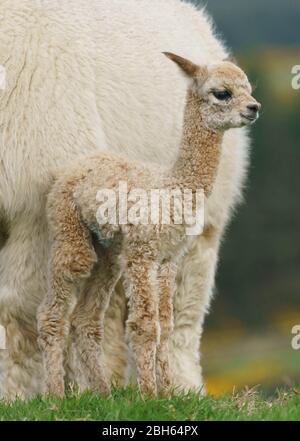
241 113 258 124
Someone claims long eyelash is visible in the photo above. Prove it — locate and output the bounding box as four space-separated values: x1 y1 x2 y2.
211 90 232 101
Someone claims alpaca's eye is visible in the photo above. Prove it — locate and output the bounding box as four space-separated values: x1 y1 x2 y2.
212 90 232 101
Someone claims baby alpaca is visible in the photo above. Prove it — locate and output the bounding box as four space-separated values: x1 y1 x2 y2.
38 54 260 397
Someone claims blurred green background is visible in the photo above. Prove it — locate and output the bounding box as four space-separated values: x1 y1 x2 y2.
191 0 300 395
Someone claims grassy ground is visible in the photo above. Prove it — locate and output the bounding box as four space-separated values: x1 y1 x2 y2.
1 387 300 421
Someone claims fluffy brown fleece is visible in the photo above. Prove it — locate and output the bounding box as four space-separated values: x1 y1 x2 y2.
37 54 260 397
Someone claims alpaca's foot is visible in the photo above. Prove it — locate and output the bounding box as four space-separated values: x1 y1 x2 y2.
86 361 111 396
156 346 172 394
72 328 112 397
37 329 67 399
90 377 111 396
46 377 65 398
139 378 157 398
131 343 158 398
135 343 158 398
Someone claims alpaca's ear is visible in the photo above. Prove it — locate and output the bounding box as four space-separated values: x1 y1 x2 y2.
163 52 207 82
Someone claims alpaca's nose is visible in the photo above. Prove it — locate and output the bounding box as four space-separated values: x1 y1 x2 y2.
241 101 261 123
247 102 261 114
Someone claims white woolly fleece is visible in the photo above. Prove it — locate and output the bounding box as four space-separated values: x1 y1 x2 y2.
0 0 249 398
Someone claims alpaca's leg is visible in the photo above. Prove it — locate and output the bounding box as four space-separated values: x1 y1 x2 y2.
156 261 177 392
38 274 77 397
71 246 122 395
38 195 97 398
125 255 159 396
38 247 97 397
0 312 44 401
170 229 221 393
0 217 49 400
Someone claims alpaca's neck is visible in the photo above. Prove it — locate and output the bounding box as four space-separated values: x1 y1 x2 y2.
171 89 223 196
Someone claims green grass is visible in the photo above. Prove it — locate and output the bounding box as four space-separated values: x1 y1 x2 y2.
1 387 300 421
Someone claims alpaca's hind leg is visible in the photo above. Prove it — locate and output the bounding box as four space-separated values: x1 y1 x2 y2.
38 254 96 397
38 194 97 398
124 250 159 396
38 274 77 398
156 261 177 392
71 247 122 395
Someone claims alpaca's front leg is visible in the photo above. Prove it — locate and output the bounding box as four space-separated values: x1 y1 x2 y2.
124 256 159 396
156 261 177 392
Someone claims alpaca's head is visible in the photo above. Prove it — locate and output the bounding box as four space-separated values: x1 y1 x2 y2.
164 52 261 131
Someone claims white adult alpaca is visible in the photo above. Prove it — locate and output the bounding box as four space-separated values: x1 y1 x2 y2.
0 0 249 399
